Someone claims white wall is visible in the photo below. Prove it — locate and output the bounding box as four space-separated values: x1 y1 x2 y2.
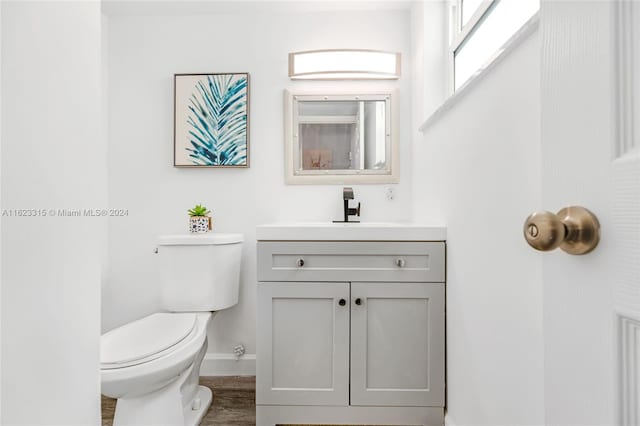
103 4 413 366
1 2 105 424
414 31 544 425
410 0 448 127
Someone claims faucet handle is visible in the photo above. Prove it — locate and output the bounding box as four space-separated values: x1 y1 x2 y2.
347 202 361 217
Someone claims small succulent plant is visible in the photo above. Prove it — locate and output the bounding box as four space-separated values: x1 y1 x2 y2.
188 204 211 217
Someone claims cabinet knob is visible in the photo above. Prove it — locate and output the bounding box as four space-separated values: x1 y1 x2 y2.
523 206 600 255
355 298 362 306
296 258 305 267
338 298 346 306
395 258 406 268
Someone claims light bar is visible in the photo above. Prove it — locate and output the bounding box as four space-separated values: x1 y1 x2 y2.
289 49 401 80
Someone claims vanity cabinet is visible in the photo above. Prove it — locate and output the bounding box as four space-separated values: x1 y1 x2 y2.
256 238 446 426
350 281 444 407
257 281 350 406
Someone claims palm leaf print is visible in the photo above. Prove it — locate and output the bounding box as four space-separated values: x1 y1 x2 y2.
185 74 248 166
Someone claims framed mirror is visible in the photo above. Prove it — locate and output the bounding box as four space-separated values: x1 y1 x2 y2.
284 91 398 184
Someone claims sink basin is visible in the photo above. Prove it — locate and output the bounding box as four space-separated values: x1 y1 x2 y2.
256 222 446 241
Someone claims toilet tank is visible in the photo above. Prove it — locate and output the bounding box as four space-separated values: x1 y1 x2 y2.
156 233 243 312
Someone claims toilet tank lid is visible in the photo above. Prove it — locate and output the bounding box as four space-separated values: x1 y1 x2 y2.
157 233 243 246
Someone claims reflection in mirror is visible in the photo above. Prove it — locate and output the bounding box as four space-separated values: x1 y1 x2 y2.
285 92 396 184
298 101 387 171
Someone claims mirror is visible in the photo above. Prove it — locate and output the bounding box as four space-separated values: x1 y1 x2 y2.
285 91 398 184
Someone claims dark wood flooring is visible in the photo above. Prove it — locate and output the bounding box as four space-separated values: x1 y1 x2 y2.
101 376 255 426
102 377 388 426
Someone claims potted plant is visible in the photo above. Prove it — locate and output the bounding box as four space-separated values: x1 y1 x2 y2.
188 204 212 233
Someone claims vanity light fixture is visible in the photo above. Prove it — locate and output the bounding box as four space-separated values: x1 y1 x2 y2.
288 49 401 80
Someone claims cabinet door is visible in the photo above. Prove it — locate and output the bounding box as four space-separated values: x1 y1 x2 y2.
257 282 350 406
350 282 445 407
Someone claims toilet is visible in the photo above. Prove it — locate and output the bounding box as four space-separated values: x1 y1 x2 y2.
100 233 243 426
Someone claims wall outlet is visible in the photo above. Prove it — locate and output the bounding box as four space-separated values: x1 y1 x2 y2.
386 187 395 200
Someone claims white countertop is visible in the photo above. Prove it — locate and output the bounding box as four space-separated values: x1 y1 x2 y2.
256 222 446 241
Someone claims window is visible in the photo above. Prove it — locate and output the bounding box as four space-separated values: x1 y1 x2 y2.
451 0 539 91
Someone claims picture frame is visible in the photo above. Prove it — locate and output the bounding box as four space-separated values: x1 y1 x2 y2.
174 73 250 167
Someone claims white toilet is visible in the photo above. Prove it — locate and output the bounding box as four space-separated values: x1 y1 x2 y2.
100 233 243 426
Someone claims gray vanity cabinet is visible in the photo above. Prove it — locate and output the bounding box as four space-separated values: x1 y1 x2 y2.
350 282 445 407
256 240 446 425
256 281 350 406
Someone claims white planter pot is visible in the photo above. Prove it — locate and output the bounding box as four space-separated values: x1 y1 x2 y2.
189 216 212 234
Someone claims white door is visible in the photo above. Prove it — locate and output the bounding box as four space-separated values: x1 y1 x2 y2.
540 1 639 424
256 282 350 406
350 282 445 407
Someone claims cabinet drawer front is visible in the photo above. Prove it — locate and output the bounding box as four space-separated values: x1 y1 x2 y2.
257 241 445 282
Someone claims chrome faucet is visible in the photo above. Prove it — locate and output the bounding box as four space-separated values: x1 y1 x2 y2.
334 187 361 223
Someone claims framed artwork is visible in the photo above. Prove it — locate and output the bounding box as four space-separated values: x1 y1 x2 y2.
174 73 250 167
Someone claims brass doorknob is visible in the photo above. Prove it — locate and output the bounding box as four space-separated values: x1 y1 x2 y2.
523 206 600 255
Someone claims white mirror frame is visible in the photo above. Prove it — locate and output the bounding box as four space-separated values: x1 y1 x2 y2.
284 89 399 185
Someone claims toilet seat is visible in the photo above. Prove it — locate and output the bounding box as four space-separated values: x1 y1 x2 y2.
101 313 197 370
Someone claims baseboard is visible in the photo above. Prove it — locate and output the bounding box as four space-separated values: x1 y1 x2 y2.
200 352 256 376
444 413 457 426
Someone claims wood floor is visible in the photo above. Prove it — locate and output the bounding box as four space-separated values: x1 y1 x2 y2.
101 376 255 426
102 376 387 426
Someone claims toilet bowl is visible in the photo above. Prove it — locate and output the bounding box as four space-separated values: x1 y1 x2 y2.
101 233 243 426
101 312 213 426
